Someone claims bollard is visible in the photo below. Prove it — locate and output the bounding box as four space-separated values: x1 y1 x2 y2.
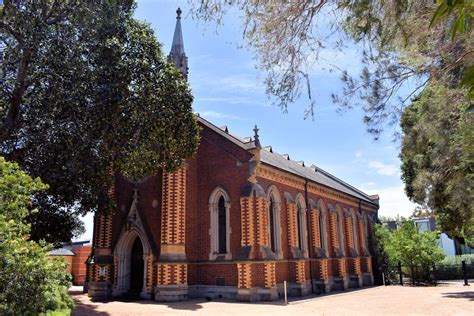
382 272 386 286
284 280 288 305
398 261 403 286
462 261 469 286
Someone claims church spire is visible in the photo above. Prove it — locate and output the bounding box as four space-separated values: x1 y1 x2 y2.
168 7 188 80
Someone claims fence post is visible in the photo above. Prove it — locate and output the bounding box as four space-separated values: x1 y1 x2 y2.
398 261 403 286
462 261 469 286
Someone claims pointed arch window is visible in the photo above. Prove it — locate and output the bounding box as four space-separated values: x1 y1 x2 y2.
269 196 276 252
363 213 370 254
336 206 345 256
209 187 231 260
317 200 328 256
350 208 359 255
296 194 308 258
218 196 227 254
267 186 282 259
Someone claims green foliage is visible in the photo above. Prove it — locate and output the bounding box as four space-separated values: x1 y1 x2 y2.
1 1 200 243
400 82 474 244
430 0 474 100
0 157 73 315
439 254 474 265
0 157 47 239
372 223 397 284
430 0 473 39
376 220 445 283
191 1 473 135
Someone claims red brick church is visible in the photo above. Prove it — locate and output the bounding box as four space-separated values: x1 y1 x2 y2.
87 8 379 302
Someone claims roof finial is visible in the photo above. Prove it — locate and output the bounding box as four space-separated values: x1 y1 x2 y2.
253 125 261 149
176 7 182 19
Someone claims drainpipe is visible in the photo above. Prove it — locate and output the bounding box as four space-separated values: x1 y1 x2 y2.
304 179 315 293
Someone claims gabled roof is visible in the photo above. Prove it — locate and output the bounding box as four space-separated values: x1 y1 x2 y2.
197 116 256 150
196 115 378 206
260 148 377 205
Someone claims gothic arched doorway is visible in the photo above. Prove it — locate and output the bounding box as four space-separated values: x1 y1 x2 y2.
129 237 144 295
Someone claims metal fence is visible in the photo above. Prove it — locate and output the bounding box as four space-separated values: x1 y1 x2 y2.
381 260 473 286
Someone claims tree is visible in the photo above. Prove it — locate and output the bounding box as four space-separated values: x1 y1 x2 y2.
1 1 200 243
0 157 73 315
190 1 473 136
400 83 473 245
376 220 446 285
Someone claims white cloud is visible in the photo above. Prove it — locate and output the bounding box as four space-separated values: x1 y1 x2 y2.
217 74 264 92
355 150 363 158
362 185 419 218
368 160 399 176
199 110 243 120
191 72 264 94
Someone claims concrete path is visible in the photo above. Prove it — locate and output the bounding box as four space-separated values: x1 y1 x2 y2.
70 282 473 315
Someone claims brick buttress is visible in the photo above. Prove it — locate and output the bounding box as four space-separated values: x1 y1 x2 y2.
88 210 114 298
155 167 188 301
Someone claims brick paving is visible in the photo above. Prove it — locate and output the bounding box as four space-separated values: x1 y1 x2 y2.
71 282 474 316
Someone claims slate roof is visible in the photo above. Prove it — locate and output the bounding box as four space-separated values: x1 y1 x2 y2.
260 148 377 205
197 116 378 206
197 115 255 150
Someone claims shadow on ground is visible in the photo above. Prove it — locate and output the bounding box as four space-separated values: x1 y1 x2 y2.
442 291 474 301
70 286 380 314
70 291 111 316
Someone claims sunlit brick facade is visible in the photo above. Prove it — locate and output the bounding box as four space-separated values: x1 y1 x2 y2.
86 8 379 302
87 115 379 301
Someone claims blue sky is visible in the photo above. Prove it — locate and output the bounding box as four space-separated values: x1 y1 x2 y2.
76 0 418 241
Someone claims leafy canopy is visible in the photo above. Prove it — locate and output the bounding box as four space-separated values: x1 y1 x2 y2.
0 157 73 315
1 1 200 243
191 1 472 136
400 82 474 245
376 220 445 272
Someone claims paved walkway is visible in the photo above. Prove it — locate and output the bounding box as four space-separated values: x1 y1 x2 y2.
71 282 473 315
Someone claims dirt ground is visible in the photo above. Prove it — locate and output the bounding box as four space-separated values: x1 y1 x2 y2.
71 281 473 316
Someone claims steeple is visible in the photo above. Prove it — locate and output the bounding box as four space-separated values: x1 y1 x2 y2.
168 7 188 80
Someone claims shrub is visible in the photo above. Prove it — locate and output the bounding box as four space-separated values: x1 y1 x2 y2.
0 157 73 315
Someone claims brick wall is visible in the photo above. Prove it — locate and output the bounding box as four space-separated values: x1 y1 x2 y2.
71 246 91 285
100 122 377 297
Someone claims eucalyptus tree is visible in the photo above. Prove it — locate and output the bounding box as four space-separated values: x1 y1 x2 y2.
191 0 472 136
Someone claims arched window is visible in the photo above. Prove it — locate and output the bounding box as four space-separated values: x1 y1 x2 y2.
209 187 231 260
218 196 227 254
297 203 304 249
317 200 327 256
267 186 282 258
336 205 344 256
269 196 276 252
363 213 370 253
350 208 359 255
295 193 308 257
